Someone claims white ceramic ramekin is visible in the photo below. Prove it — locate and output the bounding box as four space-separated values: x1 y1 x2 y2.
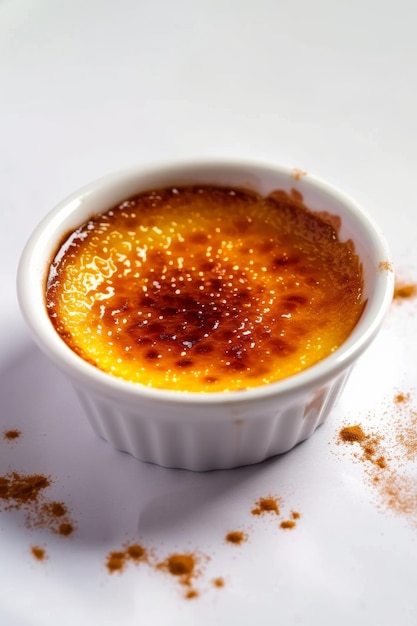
17 161 394 471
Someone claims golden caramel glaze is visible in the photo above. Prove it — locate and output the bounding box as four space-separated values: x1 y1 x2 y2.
46 186 365 392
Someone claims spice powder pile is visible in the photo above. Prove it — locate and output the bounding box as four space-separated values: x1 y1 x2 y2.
225 530 247 545
250 495 300 530
1 431 302 595
105 545 210 600
157 553 202 599
338 391 417 526
393 282 417 301
251 496 281 517
105 543 148 574
3 429 22 442
104 493 302 599
0 471 75 537
31 545 47 561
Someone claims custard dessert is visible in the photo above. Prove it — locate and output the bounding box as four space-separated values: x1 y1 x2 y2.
46 185 365 392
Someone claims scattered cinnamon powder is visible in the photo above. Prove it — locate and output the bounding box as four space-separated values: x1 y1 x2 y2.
379 261 393 272
58 522 74 537
28 499 75 536
339 425 366 443
105 543 213 599
393 283 416 300
251 496 280 516
165 553 195 578
395 425 417 462
395 392 409 404
225 530 247 545
392 392 417 462
45 501 67 517
103 491 302 600
3 429 22 441
339 426 388 469
105 543 148 574
106 550 127 574
0 472 51 508
31 545 47 561
280 520 296 530
159 553 196 584
157 552 204 599
126 544 146 562
338 391 417 526
292 168 307 181
0 471 75 536
251 495 302 533
103 495 302 599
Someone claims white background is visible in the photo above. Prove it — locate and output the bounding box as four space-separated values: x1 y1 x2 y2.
1 1 417 624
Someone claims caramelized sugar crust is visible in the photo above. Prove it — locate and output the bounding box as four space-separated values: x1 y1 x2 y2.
46 186 364 392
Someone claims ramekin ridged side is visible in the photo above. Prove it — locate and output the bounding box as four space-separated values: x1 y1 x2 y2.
71 367 352 471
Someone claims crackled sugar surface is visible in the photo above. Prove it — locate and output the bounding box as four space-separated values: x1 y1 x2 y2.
46 186 364 392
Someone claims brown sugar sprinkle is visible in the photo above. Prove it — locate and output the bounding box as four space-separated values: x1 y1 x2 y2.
3 429 22 441
225 530 247 545
393 283 417 300
213 577 225 588
31 546 47 561
280 520 296 530
291 511 301 520
251 496 280 516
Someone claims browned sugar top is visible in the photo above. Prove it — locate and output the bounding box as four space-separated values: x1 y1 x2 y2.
46 185 364 392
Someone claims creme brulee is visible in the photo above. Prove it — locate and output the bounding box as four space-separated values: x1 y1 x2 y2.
45 185 365 392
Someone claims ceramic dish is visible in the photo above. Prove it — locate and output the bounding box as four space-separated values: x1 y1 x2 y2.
16 160 394 470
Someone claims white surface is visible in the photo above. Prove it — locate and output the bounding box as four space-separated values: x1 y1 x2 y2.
1 1 417 624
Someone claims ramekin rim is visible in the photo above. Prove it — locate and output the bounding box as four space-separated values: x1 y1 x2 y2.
16 158 395 407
